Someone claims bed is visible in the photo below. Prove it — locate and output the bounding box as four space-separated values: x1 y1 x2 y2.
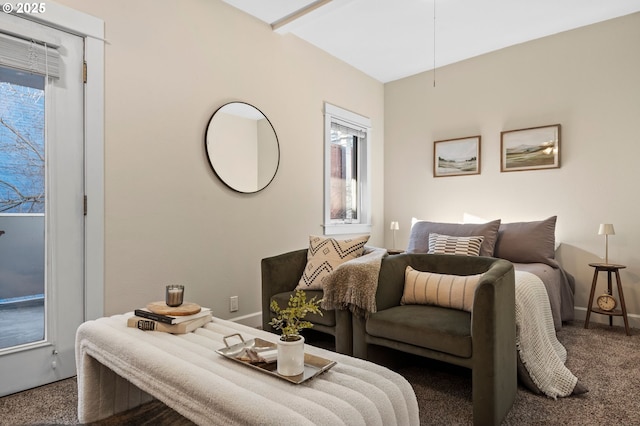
408 216 575 330
513 262 574 330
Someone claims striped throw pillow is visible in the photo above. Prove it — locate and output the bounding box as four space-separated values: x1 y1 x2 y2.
401 266 483 312
296 234 369 290
428 233 484 256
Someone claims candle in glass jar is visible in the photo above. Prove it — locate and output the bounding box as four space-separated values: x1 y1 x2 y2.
166 285 184 307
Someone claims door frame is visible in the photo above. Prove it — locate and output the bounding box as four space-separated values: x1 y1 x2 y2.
5 1 106 321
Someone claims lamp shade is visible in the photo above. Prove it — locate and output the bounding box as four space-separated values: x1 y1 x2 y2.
390 221 399 231
598 224 615 235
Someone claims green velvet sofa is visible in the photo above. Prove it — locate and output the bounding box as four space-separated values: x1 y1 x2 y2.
262 250 516 425
261 248 354 355
353 253 516 426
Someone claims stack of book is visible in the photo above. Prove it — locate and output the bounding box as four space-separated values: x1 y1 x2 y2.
128 307 212 334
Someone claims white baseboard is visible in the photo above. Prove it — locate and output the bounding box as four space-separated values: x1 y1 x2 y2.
574 307 640 330
228 311 262 328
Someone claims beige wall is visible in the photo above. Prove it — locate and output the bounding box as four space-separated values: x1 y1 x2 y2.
384 13 640 326
50 1 640 327
56 0 384 321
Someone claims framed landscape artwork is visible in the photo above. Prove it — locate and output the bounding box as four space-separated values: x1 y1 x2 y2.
500 124 561 172
433 136 481 177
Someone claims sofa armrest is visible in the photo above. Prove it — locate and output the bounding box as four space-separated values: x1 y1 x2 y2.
471 258 515 352
470 259 516 425
261 249 308 331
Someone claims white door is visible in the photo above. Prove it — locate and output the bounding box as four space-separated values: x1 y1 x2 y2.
0 12 85 396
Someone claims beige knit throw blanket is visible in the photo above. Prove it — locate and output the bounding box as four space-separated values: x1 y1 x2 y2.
321 247 388 318
516 270 578 398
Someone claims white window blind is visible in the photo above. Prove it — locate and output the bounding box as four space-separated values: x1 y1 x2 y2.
331 121 367 139
0 32 60 78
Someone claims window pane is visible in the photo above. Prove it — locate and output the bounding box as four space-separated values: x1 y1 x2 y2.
0 66 45 349
330 125 359 222
0 67 45 213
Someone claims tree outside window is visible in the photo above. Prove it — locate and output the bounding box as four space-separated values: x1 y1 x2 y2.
0 71 45 214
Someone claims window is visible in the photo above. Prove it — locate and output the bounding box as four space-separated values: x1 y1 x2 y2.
0 67 45 214
323 103 371 235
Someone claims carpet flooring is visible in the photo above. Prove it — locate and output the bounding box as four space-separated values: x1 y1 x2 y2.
0 321 638 425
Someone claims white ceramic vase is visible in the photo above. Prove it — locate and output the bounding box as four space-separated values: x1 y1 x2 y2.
277 335 305 376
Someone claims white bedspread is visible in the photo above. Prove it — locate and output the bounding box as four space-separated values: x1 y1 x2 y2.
76 315 419 425
516 271 577 398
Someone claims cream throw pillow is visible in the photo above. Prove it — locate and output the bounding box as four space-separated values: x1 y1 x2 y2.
296 234 369 290
401 266 483 312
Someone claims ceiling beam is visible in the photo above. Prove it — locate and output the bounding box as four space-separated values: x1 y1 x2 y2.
271 0 333 32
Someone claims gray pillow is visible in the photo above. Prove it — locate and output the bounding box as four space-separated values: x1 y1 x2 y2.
407 219 501 257
494 216 558 267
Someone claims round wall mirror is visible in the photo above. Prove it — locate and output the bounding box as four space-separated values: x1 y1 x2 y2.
205 102 280 193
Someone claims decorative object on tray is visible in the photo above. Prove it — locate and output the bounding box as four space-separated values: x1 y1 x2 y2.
500 124 560 172
165 284 184 307
269 289 322 376
215 333 336 384
433 135 481 177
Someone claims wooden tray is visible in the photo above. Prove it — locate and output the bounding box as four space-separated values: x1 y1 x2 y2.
216 333 336 384
147 301 201 316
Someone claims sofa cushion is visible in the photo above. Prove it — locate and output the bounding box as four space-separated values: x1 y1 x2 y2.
428 233 484 256
270 290 335 327
296 235 369 290
366 305 472 358
401 266 482 312
407 219 501 257
494 216 558 267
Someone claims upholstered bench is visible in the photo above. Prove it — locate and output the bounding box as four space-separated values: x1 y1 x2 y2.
76 314 419 425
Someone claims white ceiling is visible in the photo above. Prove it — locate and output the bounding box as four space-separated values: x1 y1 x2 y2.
222 0 640 83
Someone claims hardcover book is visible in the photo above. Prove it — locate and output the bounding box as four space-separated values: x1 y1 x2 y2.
127 313 212 334
133 307 211 325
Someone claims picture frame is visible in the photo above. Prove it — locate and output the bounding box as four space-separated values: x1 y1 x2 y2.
433 135 481 177
500 124 561 172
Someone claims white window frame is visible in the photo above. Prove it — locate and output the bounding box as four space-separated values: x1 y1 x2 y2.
323 102 371 235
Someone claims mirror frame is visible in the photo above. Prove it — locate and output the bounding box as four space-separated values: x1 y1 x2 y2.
204 102 280 194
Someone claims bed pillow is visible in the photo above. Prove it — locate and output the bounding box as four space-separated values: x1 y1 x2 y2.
296 234 369 290
407 219 501 257
494 216 558 267
428 233 484 256
401 266 483 312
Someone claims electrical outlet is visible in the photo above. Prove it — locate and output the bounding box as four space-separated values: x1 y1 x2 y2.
229 296 239 312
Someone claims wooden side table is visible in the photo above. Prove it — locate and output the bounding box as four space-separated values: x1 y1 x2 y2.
584 263 630 335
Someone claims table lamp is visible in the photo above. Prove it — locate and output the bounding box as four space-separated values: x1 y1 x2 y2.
390 221 399 249
598 223 615 264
